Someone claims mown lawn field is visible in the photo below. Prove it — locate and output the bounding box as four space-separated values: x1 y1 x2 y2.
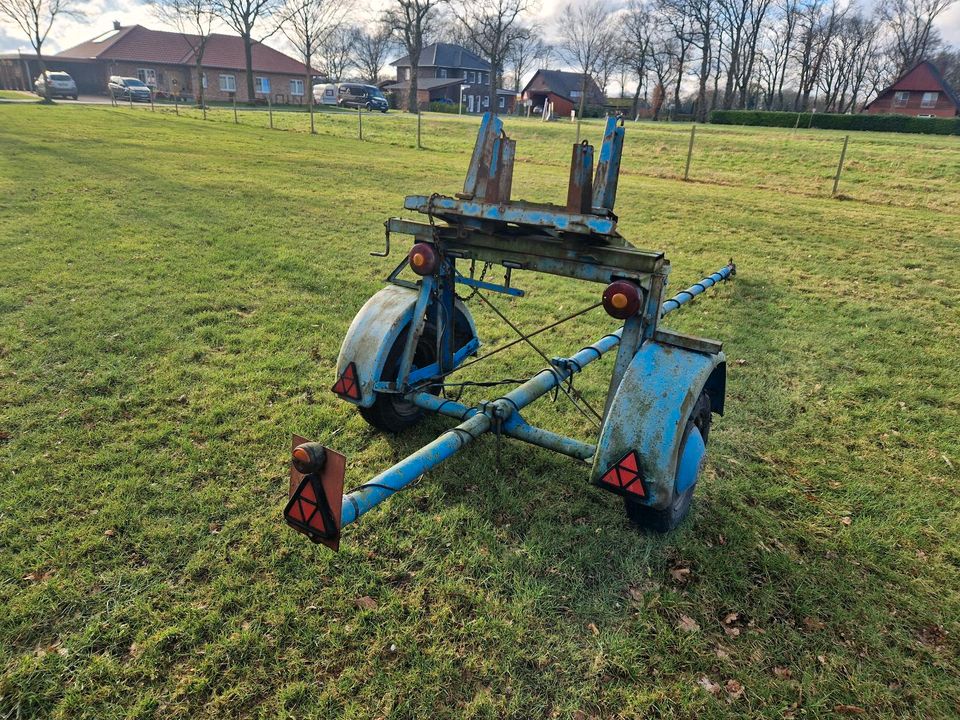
0 104 958 719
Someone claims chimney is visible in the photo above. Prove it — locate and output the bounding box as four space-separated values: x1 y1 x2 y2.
113 21 121 30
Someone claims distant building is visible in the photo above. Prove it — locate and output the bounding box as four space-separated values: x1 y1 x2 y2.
384 42 516 112
521 69 605 117
0 23 311 103
863 60 959 118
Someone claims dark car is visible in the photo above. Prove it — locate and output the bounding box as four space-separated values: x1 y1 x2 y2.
337 83 388 112
34 71 78 99
108 76 152 102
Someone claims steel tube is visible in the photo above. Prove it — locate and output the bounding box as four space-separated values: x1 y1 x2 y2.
409 392 595 461
502 416 595 460
340 413 491 526
660 263 735 317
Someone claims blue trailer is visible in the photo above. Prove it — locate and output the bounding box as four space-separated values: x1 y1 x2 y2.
284 113 736 550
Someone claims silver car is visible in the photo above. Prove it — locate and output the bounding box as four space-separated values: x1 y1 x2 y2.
35 71 78 99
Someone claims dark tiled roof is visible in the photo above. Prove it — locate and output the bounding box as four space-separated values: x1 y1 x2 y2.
383 77 465 90
522 69 603 101
391 43 489 71
56 25 308 74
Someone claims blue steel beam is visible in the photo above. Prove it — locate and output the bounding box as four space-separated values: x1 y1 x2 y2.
661 263 735 317
408 392 596 461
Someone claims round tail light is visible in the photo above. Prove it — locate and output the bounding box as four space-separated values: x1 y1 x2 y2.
408 243 438 276
292 442 327 474
602 280 642 319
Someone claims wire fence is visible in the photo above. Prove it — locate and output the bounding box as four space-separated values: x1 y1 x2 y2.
91 97 960 213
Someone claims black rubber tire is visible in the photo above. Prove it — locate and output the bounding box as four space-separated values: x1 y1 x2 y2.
357 324 439 434
624 391 712 533
365 102 372 111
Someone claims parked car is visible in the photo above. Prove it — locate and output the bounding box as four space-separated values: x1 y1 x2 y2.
108 76 152 103
337 83 388 112
34 71 77 99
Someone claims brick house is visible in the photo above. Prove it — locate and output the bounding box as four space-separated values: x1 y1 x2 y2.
863 60 960 118
384 42 516 112
521 69 605 117
0 23 311 103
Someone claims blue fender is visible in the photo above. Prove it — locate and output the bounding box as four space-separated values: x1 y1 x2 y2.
334 284 478 407
591 340 725 509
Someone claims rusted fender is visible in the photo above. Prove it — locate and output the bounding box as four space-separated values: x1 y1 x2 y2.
591 340 725 509
334 284 478 407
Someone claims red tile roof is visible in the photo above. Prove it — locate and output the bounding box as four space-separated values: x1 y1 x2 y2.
56 25 308 75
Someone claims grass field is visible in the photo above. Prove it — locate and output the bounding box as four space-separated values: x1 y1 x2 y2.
1 104 958 719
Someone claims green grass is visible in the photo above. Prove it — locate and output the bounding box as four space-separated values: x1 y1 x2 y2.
0 90 37 101
0 105 958 719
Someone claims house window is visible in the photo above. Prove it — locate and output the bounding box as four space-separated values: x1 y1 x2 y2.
498 95 505 108
137 68 157 87
219 74 236 92
290 79 304 96
201 73 208 89
438 68 447 78
482 95 489 108
255 76 270 94
894 90 909 106
468 71 475 83
921 91 938 108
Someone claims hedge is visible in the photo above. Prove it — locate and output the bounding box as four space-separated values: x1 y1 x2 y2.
428 101 460 113
709 109 960 135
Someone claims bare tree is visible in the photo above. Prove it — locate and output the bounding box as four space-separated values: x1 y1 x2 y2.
505 33 551 91
881 0 956 72
931 46 960 86
649 33 678 118
557 0 617 126
623 0 655 117
278 0 344 132
153 0 216 107
0 0 81 99
384 0 444 112
353 20 394 83
214 0 282 103
318 24 358 80
792 0 843 110
452 0 533 114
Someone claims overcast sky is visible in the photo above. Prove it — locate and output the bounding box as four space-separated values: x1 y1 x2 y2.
1 0 958 65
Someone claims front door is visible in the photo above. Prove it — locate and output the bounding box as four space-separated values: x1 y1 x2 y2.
467 94 474 113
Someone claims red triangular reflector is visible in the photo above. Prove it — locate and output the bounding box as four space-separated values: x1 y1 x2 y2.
599 450 645 497
331 362 361 400
619 452 638 473
288 499 306 522
307 509 327 534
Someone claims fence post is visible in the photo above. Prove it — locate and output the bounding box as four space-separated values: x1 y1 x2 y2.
417 109 422 149
832 134 849 197
358 103 363 140
150 91 154 112
268 94 273 129
684 124 696 181
128 91 133 109
233 93 238 124
174 94 179 116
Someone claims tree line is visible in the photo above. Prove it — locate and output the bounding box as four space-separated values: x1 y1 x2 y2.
2 0 957 117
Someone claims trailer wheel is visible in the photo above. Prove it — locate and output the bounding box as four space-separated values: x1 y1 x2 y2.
624 391 712 532
358 323 439 433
